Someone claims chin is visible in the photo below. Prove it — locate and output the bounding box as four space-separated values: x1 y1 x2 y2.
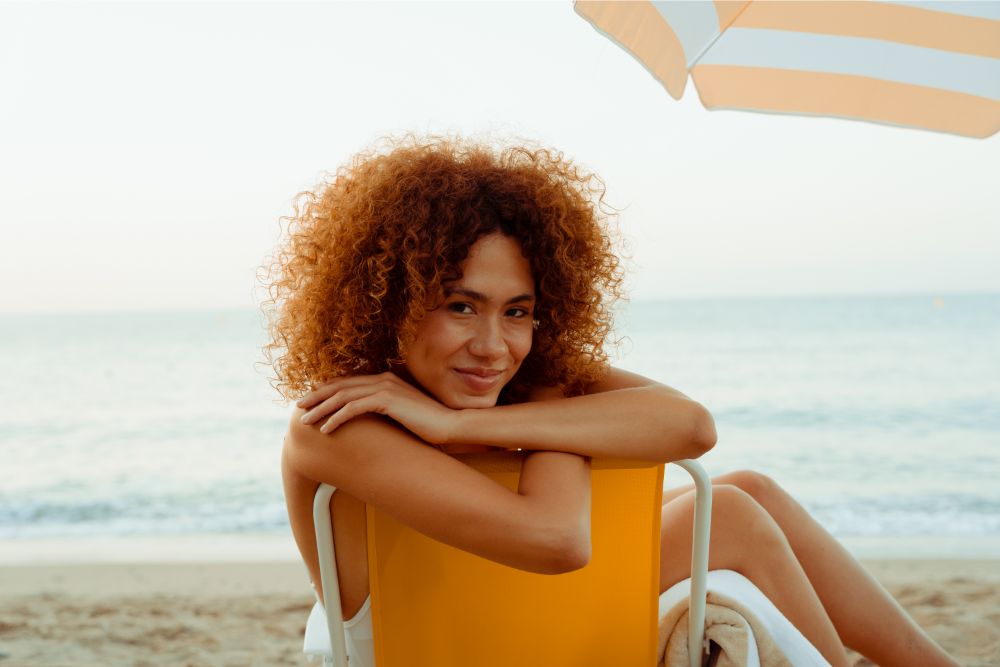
443 391 501 410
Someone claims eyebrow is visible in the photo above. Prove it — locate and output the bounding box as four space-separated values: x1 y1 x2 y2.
444 287 535 306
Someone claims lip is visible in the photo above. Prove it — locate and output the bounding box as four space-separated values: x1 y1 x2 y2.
453 367 504 392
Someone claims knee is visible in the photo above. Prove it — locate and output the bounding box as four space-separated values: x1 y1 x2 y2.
720 470 781 504
711 485 788 550
712 485 764 519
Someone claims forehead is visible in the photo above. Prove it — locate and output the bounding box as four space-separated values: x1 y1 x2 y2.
449 234 534 297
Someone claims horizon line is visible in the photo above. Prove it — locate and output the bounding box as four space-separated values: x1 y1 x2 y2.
2 288 998 317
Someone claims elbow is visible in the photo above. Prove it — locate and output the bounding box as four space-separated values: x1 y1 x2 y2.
538 525 591 574
688 402 717 458
561 528 592 572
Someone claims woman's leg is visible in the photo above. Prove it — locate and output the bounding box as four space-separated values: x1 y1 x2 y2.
660 485 851 667
664 471 959 667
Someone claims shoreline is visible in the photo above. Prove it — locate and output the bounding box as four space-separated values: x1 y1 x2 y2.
2 558 998 597
4 532 1000 566
0 532 302 566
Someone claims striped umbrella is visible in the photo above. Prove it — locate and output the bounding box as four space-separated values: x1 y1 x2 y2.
575 0 1000 138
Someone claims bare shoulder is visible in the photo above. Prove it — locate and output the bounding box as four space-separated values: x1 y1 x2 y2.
523 385 567 402
284 407 438 490
287 406 404 448
582 366 687 396
287 407 397 455
521 367 659 402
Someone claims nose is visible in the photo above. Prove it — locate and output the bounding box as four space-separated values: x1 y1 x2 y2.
467 317 507 360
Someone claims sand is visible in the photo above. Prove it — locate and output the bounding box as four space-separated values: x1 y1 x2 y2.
0 557 997 666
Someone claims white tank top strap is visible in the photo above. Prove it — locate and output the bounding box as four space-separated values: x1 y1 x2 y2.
343 595 374 665
308 581 375 666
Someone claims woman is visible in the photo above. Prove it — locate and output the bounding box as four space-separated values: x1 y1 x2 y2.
266 137 957 667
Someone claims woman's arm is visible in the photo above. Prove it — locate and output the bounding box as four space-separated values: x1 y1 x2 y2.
285 409 591 575
448 367 716 462
300 367 715 463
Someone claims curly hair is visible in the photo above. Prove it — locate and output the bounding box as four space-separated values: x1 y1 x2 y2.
261 135 625 403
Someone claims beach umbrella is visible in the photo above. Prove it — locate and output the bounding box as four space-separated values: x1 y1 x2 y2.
575 0 1000 138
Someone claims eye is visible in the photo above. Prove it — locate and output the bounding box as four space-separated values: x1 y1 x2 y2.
447 302 475 315
505 307 531 318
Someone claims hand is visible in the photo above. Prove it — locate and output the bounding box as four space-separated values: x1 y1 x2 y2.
298 372 458 445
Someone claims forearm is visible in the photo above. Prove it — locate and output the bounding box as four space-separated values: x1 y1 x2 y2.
449 385 716 462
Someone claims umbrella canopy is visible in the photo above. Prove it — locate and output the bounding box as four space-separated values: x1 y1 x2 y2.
575 0 1000 138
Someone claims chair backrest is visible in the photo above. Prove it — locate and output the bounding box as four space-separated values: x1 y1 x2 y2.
364 450 665 667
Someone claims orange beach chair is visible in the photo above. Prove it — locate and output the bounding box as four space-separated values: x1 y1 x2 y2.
304 452 712 667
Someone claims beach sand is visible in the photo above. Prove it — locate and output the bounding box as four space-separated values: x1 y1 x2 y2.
0 558 997 666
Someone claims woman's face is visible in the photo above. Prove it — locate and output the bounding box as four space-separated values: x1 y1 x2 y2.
400 233 535 409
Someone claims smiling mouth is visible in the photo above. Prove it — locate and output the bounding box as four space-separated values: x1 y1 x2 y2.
453 368 504 391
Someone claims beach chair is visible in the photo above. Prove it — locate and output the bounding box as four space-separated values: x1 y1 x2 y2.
304 452 712 667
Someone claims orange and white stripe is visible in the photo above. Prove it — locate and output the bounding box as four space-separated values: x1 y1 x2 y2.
575 1 1000 138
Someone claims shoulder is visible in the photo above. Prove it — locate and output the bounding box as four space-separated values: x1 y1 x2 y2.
287 407 396 445
521 365 653 402
285 407 422 472
523 385 568 403
581 366 662 394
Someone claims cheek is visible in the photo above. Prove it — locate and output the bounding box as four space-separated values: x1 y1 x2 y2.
414 318 467 363
510 330 533 363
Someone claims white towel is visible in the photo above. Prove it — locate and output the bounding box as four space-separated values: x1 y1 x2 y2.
657 570 831 667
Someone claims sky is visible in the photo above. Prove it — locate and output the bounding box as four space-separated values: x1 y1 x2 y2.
1 1 997 314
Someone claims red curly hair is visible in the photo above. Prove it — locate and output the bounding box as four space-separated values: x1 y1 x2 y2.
262 136 625 402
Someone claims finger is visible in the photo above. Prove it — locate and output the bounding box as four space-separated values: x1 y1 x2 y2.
319 396 385 434
298 381 352 409
297 386 335 409
301 385 383 424
297 375 385 409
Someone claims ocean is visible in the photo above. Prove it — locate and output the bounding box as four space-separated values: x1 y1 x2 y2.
2 294 998 550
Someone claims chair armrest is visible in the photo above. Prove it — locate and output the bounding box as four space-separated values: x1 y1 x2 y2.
313 483 349 667
673 459 713 667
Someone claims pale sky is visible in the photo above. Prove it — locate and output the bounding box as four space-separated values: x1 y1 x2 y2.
1 1 997 314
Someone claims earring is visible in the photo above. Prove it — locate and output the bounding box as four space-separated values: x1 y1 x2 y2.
532 319 540 330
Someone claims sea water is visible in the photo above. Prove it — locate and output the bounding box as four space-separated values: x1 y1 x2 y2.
1 294 997 547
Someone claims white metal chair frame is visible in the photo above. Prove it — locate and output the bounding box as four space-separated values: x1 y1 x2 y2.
311 459 713 667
